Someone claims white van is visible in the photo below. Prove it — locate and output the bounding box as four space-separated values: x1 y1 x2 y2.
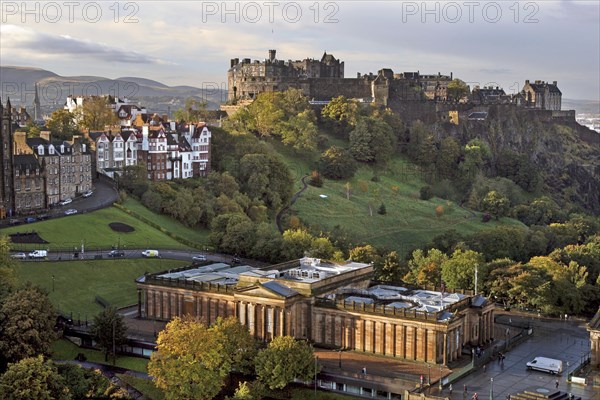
526 357 563 374
28 250 48 259
142 250 160 258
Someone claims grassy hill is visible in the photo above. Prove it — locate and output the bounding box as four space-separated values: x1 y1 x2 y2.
266 139 525 256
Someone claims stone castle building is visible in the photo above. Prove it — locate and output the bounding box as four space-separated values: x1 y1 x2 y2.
227 50 454 106
136 257 495 366
522 80 562 111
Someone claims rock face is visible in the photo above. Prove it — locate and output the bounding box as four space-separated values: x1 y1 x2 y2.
446 106 600 214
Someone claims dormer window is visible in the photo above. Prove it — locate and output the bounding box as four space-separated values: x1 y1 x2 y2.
38 145 44 155
49 146 54 155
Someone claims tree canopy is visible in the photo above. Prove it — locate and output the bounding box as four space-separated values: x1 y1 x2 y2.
254 336 317 390
0 285 57 367
91 307 128 362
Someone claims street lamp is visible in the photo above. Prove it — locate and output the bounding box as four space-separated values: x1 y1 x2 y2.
338 349 342 369
566 361 570 382
427 363 431 385
439 366 443 390
52 275 55 292
490 377 494 400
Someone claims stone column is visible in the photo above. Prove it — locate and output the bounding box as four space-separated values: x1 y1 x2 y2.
443 332 448 365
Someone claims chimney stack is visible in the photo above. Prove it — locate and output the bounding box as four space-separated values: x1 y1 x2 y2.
40 131 51 141
553 81 557 86
268 49 276 62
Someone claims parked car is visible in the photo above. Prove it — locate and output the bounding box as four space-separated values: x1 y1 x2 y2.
10 252 27 260
25 217 37 223
9 219 20 225
82 190 93 198
28 250 48 259
59 198 72 205
38 214 49 220
232 256 241 264
108 250 125 257
64 209 78 215
192 254 207 262
142 250 160 258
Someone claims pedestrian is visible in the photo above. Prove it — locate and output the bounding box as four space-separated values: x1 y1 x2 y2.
464 384 467 392
483 364 486 372
449 383 453 394
555 378 559 388
472 393 478 400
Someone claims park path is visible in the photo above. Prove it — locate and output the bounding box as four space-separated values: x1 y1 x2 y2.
276 175 309 233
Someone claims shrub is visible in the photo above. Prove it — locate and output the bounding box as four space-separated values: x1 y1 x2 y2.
371 174 380 182
378 203 387 215
482 212 492 223
420 185 433 200
435 205 445 217
308 170 323 187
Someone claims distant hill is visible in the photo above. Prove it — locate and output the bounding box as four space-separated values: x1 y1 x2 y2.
563 98 600 115
0 66 226 109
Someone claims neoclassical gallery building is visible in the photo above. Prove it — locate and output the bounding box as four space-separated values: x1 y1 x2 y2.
136 257 495 366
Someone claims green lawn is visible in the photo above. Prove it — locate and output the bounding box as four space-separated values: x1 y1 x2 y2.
121 198 210 247
288 157 525 256
2 206 193 251
17 259 188 316
52 339 149 372
118 374 164 400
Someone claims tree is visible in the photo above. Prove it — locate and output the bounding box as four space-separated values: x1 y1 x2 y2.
436 137 461 179
320 96 359 138
56 363 128 399
0 285 57 367
236 153 293 211
76 96 118 131
173 97 209 123
349 117 396 163
319 146 357 180
210 317 258 375
308 170 323 188
148 317 231 400
420 185 433 200
255 336 317 390
377 251 405 282
446 79 469 101
378 203 387 215
0 234 18 304
0 356 69 400
441 249 486 290
118 164 149 198
282 229 315 259
349 245 380 264
91 307 128 363
481 190 510 220
280 110 319 150
404 249 448 287
45 109 78 140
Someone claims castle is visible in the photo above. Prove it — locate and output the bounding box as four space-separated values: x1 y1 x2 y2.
227 50 567 123
227 50 454 105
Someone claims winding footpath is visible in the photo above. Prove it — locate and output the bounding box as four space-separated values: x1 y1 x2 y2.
275 175 309 233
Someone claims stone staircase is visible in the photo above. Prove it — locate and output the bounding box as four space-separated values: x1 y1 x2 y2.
509 390 581 400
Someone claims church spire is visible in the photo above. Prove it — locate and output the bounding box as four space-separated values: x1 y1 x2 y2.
34 83 41 121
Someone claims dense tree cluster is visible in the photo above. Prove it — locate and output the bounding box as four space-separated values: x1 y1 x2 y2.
148 317 315 400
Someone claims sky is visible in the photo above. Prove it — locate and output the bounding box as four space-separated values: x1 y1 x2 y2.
1 0 599 101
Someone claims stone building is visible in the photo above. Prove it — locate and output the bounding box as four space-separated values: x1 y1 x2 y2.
0 99 16 219
227 50 455 106
13 154 44 214
136 257 495 366
522 80 562 111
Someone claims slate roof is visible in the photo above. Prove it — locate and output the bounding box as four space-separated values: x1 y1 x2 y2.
14 154 41 169
262 281 299 298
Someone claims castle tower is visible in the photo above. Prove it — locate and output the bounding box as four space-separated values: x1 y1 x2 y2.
0 98 15 218
33 83 41 121
268 49 276 62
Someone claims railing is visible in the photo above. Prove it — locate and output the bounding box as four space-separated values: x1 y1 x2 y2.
143 276 233 294
314 298 443 321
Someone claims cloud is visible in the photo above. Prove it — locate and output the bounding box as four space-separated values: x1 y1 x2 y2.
0 25 173 65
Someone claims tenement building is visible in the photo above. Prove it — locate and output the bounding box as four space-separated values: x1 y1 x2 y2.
136 257 494 365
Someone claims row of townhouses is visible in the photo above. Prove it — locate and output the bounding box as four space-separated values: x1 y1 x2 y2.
1 99 93 218
89 118 212 181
